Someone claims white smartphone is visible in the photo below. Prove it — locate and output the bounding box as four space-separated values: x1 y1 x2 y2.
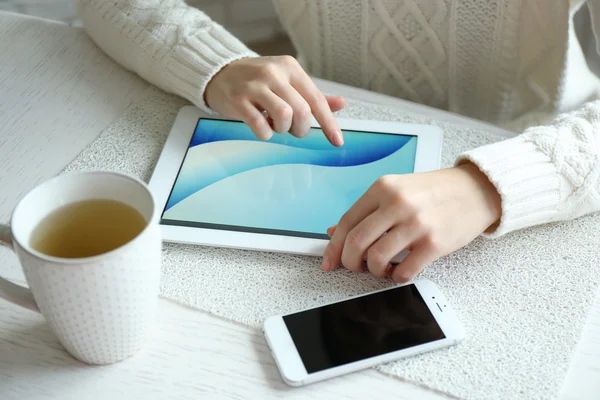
263 279 464 386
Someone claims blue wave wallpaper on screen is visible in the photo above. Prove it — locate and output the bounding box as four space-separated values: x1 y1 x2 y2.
162 119 417 237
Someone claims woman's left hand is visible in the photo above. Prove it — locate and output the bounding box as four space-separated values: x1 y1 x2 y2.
321 163 502 282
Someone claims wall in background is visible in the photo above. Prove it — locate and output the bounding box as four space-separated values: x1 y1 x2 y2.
188 0 284 44
0 0 285 44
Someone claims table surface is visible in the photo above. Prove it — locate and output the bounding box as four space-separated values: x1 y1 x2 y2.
0 11 599 400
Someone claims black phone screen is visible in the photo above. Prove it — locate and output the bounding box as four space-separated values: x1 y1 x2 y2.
282 284 445 373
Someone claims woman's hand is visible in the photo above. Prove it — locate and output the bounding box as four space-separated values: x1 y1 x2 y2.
205 56 346 146
321 163 502 282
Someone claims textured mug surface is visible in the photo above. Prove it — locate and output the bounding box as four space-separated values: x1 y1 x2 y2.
0 171 162 364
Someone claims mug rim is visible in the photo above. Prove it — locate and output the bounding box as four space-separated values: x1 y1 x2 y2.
11 171 158 265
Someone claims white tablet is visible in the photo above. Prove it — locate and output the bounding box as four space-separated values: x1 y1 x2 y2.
149 106 443 258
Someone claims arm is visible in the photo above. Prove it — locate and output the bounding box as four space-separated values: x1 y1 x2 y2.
320 2 600 278
74 0 346 144
74 0 257 113
457 101 600 237
460 0 600 236
321 103 600 281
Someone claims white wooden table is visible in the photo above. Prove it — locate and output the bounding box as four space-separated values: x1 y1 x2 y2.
0 12 598 400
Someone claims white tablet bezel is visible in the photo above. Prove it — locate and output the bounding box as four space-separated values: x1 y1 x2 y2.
149 106 443 257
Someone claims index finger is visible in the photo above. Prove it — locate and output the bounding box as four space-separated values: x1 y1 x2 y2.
291 74 344 147
321 189 378 271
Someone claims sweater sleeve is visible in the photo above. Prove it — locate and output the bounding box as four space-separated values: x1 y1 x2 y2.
74 0 258 112
456 101 600 237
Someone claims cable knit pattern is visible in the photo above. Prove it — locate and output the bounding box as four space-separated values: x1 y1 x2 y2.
74 0 257 113
276 0 575 125
75 0 600 239
367 1 449 108
458 101 600 236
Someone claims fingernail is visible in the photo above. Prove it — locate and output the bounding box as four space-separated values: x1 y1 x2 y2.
321 255 331 271
334 130 344 146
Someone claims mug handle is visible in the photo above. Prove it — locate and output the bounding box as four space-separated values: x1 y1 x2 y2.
0 224 40 312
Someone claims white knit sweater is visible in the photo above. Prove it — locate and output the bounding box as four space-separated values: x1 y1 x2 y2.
75 0 600 237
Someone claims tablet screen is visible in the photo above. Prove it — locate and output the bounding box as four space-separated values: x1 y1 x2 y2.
161 118 417 239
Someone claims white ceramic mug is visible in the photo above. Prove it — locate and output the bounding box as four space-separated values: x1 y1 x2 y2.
0 171 162 365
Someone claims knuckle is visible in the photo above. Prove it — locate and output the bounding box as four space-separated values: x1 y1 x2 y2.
388 191 410 208
278 55 298 68
345 229 364 250
402 200 419 216
366 248 388 276
230 92 247 106
259 63 280 80
294 103 312 119
407 213 428 232
302 89 324 107
421 232 443 253
375 175 396 192
315 92 328 107
341 254 362 273
248 115 268 131
273 104 292 121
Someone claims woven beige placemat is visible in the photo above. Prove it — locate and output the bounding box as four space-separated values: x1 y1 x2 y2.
63 87 600 399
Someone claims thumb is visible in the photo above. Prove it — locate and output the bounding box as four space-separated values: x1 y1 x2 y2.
326 96 346 113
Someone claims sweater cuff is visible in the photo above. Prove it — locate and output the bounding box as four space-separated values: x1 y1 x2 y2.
166 24 258 114
455 136 562 238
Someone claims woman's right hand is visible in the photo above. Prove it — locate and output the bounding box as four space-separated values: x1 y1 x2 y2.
204 56 346 146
